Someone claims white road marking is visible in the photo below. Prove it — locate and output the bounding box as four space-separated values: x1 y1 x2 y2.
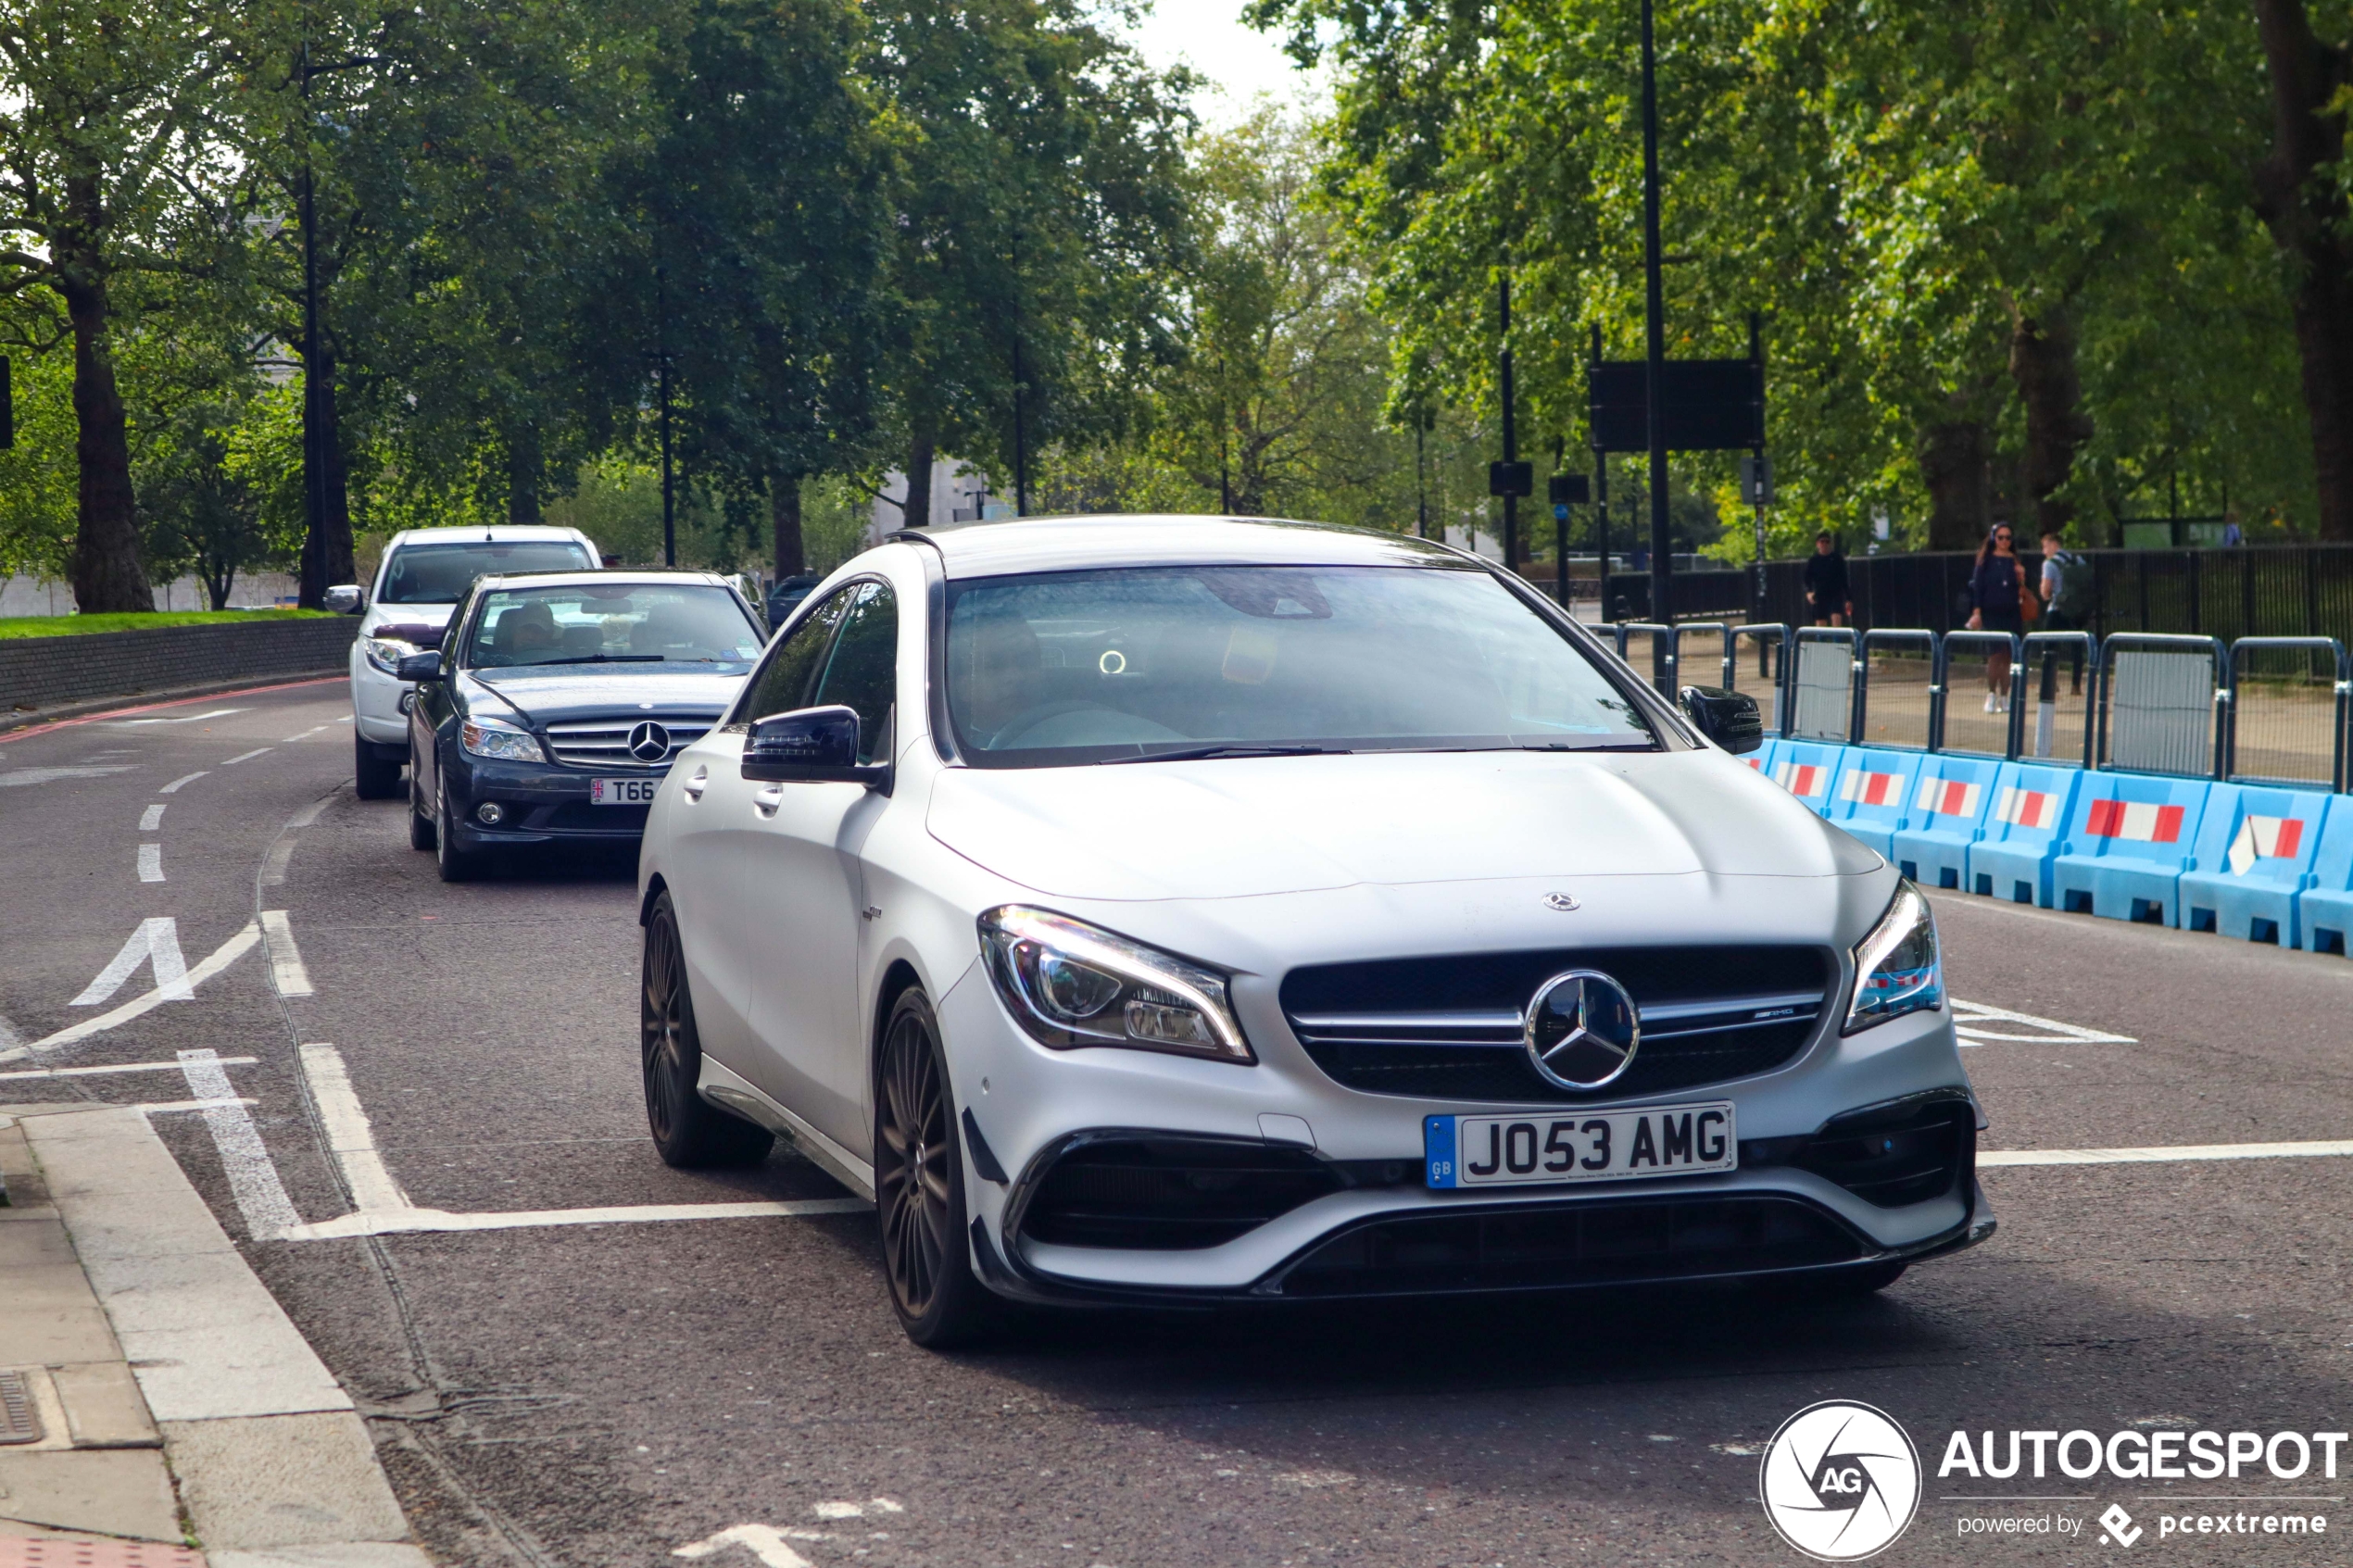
335 714 352 722
282 725 331 742
136 843 164 882
139 803 165 830
1953 998 2135 1046
0 1011 19 1050
281 1198 869 1241
260 837 296 886
0 765 138 788
159 771 208 793
1 922 259 1062
673 1524 816 1568
297 1044 407 1210
0 1056 257 1083
140 1097 260 1113
260 910 313 996
108 708 245 726
1983 1139 2353 1168
222 748 271 765
285 797 330 829
72 917 192 1005
176 1049 300 1240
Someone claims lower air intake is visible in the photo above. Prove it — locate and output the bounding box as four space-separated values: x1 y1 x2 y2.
1018 1136 1342 1250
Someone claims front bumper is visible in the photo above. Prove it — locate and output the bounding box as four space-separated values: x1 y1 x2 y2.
349 645 411 746
936 959 1991 1305
440 752 663 849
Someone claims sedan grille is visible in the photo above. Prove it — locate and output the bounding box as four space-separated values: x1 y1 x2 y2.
542 717 715 769
1281 945 1832 1103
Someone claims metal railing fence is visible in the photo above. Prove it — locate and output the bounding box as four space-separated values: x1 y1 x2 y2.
1787 628 1859 742
1854 630 1938 752
2224 637 2349 792
1936 632 2026 759
2021 631 2098 768
2096 634 2228 780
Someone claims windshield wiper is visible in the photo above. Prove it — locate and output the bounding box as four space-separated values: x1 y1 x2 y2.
1104 743 1351 765
518 654 664 666
1517 739 1656 752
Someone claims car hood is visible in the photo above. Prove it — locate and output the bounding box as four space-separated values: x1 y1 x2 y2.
463 668 748 726
925 747 1880 902
359 603 455 643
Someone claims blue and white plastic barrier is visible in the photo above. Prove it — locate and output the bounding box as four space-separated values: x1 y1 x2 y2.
1751 739 2353 953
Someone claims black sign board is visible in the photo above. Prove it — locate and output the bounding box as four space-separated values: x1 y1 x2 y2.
1548 472 1591 506
1488 460 1533 497
1588 358 1762 453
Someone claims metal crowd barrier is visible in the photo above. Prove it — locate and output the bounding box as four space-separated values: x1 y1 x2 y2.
2224 636 2350 793
1854 629 1938 751
2021 630 2098 768
1614 621 1676 696
1730 623 1789 734
1935 630 2025 759
2097 633 2228 780
1787 627 1859 742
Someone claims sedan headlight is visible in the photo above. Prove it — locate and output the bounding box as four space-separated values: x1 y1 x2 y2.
978 906 1254 1063
364 636 416 675
1843 880 1944 1034
460 715 547 764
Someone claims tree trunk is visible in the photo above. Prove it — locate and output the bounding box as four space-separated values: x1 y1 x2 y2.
2007 302 2095 537
506 423 542 525
904 427 937 529
771 474 805 578
1916 407 1993 552
2251 0 2353 541
297 337 358 605
57 245 154 613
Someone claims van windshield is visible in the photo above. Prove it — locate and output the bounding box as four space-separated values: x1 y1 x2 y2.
944 564 1656 766
381 540 594 604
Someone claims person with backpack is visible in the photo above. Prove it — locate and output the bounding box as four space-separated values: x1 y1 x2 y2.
1964 523 2031 712
2037 528 2089 696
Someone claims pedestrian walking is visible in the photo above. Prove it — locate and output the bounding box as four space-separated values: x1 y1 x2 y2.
1803 532 1852 626
2036 528 2088 696
1965 523 2031 711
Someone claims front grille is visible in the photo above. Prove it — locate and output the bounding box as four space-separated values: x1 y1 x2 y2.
1281 946 1831 1103
1268 1195 1861 1298
543 717 715 769
1017 1136 1342 1250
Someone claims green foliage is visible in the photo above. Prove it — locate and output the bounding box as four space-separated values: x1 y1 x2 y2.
0 608 328 638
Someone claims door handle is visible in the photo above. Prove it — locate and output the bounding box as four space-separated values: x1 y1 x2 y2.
753 783 782 815
682 767 708 801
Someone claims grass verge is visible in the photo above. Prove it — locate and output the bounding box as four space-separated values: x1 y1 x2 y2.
0 608 333 640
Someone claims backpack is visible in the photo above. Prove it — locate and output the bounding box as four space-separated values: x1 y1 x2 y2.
2047 549 2093 613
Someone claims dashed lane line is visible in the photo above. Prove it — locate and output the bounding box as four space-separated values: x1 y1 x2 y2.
137 843 164 882
140 803 165 831
0 1056 258 1083
260 911 313 996
159 771 208 793
221 748 271 765
282 725 332 743
107 708 246 727
299 1043 409 1212
260 837 296 886
0 922 259 1063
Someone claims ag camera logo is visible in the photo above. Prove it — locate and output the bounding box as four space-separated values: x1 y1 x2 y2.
1759 1400 1922 1561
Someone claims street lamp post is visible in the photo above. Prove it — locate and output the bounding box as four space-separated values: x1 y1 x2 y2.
1499 270 1518 571
1639 0 1672 636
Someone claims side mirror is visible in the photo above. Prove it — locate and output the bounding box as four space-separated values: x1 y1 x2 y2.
396 650 444 684
1680 684 1763 755
325 584 365 614
742 704 891 790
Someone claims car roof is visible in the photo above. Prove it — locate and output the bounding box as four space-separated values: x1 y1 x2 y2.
385 526 591 546
890 514 1471 579
469 570 734 593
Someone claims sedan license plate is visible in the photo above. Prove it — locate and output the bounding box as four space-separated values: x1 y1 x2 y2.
1424 1103 1736 1189
587 777 661 806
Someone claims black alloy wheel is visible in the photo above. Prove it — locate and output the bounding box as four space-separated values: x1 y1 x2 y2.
434 777 485 883
640 892 772 1167
354 735 403 800
407 753 435 851
875 988 993 1347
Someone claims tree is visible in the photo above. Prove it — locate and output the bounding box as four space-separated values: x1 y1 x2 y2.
140 395 290 608
0 0 261 609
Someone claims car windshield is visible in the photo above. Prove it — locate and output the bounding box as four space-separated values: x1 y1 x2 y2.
465 583 763 670
944 564 1657 766
381 540 594 604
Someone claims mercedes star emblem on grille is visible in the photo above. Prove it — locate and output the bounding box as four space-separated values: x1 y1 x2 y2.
626 721 672 763
1523 970 1640 1090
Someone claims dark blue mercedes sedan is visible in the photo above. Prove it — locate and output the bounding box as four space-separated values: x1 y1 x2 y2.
399 571 767 880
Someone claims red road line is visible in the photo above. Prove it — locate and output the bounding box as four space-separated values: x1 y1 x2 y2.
0 675 343 744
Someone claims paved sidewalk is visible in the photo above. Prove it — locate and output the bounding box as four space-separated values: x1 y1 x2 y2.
0 1105 430 1568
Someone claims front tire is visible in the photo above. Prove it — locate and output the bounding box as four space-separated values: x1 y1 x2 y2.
640 892 773 1167
434 778 486 883
354 735 402 800
876 987 994 1348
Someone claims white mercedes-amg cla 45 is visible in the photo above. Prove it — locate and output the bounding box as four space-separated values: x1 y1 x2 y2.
635 516 1991 1345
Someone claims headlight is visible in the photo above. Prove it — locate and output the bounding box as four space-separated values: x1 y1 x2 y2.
978 906 1254 1064
364 636 415 675
1843 880 1944 1034
460 715 547 764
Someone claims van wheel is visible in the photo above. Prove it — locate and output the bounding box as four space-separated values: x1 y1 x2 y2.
876 987 994 1348
354 736 402 800
641 893 773 1167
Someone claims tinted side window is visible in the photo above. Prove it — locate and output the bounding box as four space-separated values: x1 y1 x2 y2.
736 587 852 726
811 582 898 764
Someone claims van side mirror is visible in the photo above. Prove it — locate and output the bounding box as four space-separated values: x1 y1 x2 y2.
1680 684 1763 754
325 584 365 614
396 650 444 684
742 705 891 790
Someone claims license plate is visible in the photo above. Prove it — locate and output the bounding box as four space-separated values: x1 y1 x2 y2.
1425 1103 1736 1189
587 777 661 806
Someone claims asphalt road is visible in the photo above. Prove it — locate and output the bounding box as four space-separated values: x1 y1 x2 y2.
4 678 2351 1567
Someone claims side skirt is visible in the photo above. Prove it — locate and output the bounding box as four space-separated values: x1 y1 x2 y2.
697 1056 877 1202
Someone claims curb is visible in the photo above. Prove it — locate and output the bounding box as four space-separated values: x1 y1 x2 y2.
0 674 346 741
16 1107 430 1568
